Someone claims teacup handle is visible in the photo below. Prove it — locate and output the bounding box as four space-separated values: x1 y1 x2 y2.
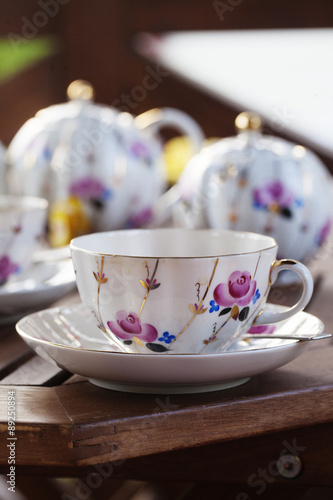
253 259 314 325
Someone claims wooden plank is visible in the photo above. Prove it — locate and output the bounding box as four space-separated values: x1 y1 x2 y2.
71 385 333 466
0 386 73 468
116 423 333 486
0 329 32 380
1 355 70 386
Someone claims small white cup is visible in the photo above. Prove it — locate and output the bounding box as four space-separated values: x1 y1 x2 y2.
0 195 48 286
70 229 313 354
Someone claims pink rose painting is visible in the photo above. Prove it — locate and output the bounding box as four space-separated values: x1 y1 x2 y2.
247 325 276 335
107 310 158 342
214 271 257 308
0 255 19 284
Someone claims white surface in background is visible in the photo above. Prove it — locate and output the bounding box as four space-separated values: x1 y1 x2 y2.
135 29 333 157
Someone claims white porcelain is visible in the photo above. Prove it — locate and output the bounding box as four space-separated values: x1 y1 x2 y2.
0 259 76 320
70 228 313 355
0 142 6 194
6 80 204 246
0 195 48 286
15 303 324 394
173 111 333 263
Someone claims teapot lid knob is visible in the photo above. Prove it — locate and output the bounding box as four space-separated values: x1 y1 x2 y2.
67 80 95 101
235 111 262 132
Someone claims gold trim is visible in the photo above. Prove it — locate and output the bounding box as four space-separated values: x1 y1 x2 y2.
138 259 159 318
252 252 261 282
170 257 219 345
253 308 264 322
272 259 297 267
70 229 278 260
95 256 109 334
269 259 297 285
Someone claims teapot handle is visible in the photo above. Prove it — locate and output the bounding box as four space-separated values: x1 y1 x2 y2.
135 108 205 226
134 107 205 154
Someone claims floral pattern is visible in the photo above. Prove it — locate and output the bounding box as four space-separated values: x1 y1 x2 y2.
127 207 153 229
247 325 276 335
252 180 305 225
89 255 265 353
107 311 158 342
252 288 261 304
316 219 331 247
253 180 295 210
213 271 257 307
130 141 153 166
209 300 219 313
158 331 176 344
130 141 150 159
0 255 19 285
70 176 112 203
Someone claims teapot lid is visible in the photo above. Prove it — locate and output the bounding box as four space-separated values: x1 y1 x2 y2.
6 80 135 169
32 79 119 125
174 110 333 262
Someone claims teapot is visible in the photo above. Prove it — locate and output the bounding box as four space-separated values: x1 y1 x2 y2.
0 142 6 194
173 111 333 262
6 80 204 246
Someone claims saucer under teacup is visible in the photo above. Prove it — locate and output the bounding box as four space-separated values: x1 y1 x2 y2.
15 303 324 394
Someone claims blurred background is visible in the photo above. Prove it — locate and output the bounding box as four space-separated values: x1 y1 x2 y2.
1 0 333 169
1 3 333 499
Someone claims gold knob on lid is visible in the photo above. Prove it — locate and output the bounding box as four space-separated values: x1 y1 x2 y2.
235 111 262 132
67 80 95 101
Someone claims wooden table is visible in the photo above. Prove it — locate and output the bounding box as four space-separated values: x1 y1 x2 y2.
0 245 333 499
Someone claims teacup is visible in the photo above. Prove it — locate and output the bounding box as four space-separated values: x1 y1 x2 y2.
0 195 48 286
70 229 313 354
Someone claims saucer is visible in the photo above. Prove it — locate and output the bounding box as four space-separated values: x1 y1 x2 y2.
0 260 76 323
16 303 324 394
